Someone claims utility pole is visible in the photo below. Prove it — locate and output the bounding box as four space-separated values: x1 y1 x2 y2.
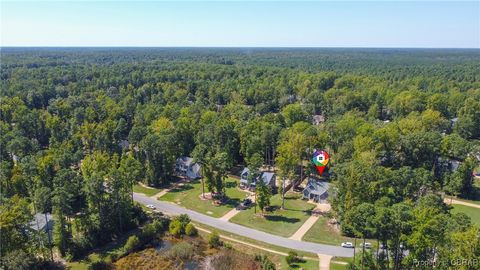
45 212 54 261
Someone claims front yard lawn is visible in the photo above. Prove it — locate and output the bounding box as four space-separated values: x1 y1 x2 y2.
230 193 315 237
451 204 480 225
302 216 354 245
159 178 249 218
133 184 162 197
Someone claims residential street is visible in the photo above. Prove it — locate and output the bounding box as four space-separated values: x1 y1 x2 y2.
133 192 354 257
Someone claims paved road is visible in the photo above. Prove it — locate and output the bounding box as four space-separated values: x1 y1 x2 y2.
134 193 354 257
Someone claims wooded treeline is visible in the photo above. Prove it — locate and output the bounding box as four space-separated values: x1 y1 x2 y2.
1 48 479 269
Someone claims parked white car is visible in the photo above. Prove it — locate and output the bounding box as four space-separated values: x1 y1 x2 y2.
341 242 354 248
146 204 156 209
360 242 372 249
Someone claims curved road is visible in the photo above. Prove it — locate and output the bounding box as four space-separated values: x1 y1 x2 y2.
133 192 354 257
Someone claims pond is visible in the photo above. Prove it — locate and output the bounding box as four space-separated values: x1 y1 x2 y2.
155 240 200 270
155 240 173 252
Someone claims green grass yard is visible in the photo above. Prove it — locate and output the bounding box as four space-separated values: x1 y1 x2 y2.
230 193 315 237
133 184 163 197
159 178 250 218
451 204 480 225
302 216 354 245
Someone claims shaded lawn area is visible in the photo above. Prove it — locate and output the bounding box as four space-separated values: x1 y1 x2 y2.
280 258 319 270
133 184 162 197
230 193 315 237
302 216 354 245
159 178 250 218
330 257 353 270
451 204 480 225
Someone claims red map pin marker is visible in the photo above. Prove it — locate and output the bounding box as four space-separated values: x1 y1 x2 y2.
312 150 329 175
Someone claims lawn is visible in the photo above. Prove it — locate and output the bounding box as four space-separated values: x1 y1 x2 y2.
230 193 315 237
159 178 250 218
133 184 162 197
451 204 480 225
330 262 349 270
280 258 318 270
302 216 354 245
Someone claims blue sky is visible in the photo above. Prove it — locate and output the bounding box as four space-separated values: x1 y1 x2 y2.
1 1 479 48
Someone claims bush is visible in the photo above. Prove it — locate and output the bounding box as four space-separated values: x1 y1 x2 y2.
123 235 140 253
285 251 298 266
208 230 222 248
177 214 191 227
169 219 183 237
0 250 35 270
255 254 276 270
185 223 197 236
88 260 113 270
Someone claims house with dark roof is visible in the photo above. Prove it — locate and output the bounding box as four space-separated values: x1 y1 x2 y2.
175 157 201 179
240 168 276 191
303 179 330 203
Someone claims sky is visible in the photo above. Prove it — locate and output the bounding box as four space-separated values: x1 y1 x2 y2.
1 1 479 48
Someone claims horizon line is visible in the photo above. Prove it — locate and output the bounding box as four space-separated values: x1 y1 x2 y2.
2 46 479 50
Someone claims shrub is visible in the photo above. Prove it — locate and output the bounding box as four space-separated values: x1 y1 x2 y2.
177 214 191 227
88 260 113 270
285 251 298 266
169 219 183 237
139 223 156 242
0 250 35 270
255 254 276 270
123 235 140 253
185 223 197 236
208 230 222 248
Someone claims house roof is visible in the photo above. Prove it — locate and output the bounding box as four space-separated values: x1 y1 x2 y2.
30 213 53 231
191 163 201 174
260 172 275 185
305 179 330 196
177 156 194 166
240 168 274 185
312 115 325 125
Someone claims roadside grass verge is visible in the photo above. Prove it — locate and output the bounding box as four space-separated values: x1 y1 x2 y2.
159 178 249 218
195 223 319 270
302 216 354 245
230 192 315 237
133 184 162 197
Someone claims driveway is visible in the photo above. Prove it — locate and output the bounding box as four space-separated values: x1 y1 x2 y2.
133 192 354 257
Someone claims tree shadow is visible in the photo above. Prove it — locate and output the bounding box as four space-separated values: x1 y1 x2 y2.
168 184 194 193
223 198 242 208
264 215 300 224
225 181 237 189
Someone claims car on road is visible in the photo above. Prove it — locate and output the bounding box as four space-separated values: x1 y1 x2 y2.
236 198 252 210
360 242 372 249
146 204 156 209
341 242 354 248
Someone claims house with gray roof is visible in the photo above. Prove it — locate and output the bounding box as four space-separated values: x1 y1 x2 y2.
303 179 330 203
30 213 54 235
240 168 276 191
175 157 201 179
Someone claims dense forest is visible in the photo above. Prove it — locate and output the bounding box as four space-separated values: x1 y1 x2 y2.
1 48 480 270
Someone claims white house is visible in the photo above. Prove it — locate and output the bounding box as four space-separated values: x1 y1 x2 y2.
175 157 201 179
